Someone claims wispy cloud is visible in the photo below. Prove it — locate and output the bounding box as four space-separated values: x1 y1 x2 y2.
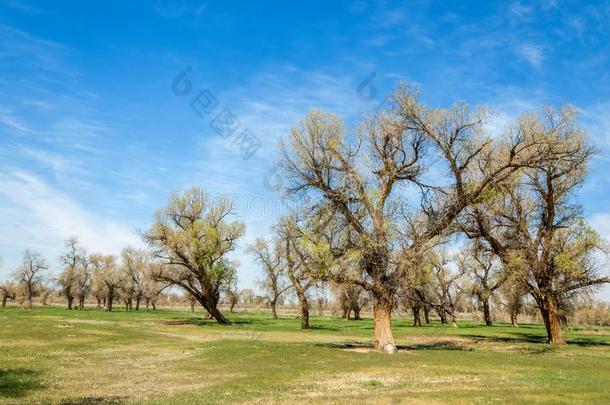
0 170 141 271
516 43 545 68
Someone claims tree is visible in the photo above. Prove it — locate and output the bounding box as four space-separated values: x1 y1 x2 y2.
463 243 504 326
248 237 291 319
58 237 87 310
1 281 17 308
279 85 546 352
144 187 245 324
461 107 609 344
279 216 319 329
14 250 48 308
90 254 123 311
120 247 149 310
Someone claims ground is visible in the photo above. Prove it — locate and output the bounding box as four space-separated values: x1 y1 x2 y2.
0 307 609 404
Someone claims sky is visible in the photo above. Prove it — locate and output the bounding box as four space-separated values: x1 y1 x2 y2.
0 0 609 297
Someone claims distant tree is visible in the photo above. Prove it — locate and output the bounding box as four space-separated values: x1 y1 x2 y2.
90 254 123 311
120 247 149 310
248 237 291 319
279 215 320 329
14 250 48 308
1 281 17 308
463 243 505 326
57 237 87 310
144 187 245 324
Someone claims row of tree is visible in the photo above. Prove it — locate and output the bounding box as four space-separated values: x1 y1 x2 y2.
1 84 608 354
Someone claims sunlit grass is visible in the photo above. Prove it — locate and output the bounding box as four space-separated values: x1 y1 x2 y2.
1 307 609 404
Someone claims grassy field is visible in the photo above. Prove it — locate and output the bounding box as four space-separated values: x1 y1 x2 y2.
1 307 609 404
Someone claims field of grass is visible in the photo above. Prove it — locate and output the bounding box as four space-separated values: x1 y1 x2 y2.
1 307 609 404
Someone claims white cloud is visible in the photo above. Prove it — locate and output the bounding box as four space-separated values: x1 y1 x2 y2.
516 43 545 68
0 170 141 277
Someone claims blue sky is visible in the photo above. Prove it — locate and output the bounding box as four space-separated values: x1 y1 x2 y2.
0 0 609 297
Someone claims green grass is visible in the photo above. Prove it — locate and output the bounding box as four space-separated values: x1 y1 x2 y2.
1 307 609 404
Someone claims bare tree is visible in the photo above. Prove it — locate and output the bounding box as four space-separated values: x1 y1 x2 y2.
143 187 245 324
90 254 123 311
279 85 546 352
463 243 504 326
248 237 291 319
279 216 319 329
120 247 149 310
57 237 87 310
1 281 17 308
14 250 48 308
461 107 609 344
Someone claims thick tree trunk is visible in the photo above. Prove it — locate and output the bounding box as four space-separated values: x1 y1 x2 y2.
270 300 278 319
135 296 141 311
438 309 448 324
482 298 492 326
67 295 73 310
539 295 566 344
190 300 195 312
412 305 421 327
299 295 310 329
79 296 85 309
199 296 231 324
423 305 430 324
145 298 150 310
373 296 397 353
152 302 156 310
2 296 7 308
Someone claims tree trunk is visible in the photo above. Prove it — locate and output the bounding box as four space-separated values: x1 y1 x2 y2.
510 310 518 327
152 301 156 310
482 298 492 326
373 295 397 354
190 300 195 312
229 298 236 313
353 306 361 321
412 305 421 327
79 296 85 309
67 295 73 310
199 296 231 324
270 299 278 319
423 305 430 324
538 295 566 345
145 298 150 310
299 296 310 329
2 295 7 308
135 295 141 311
106 289 114 312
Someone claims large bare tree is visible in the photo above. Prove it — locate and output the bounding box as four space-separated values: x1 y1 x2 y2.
143 187 245 324
460 107 609 343
90 254 123 311
279 85 547 352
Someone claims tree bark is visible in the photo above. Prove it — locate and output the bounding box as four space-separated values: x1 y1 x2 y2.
145 298 150 310
482 298 492 326
538 295 566 344
270 299 278 319
423 305 430 324
412 305 421 327
67 295 73 310
373 295 397 353
510 310 518 327
198 296 231 324
106 289 114 311
1 295 7 308
135 295 141 311
299 295 310 329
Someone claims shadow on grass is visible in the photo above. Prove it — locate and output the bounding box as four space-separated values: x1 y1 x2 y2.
464 333 610 347
316 341 472 351
60 395 126 405
0 368 44 398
